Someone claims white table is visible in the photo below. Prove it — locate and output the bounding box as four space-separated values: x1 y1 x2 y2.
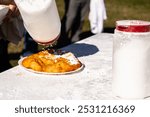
0 33 149 100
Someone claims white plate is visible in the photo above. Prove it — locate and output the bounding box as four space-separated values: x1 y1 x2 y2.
18 57 84 75
0 5 9 24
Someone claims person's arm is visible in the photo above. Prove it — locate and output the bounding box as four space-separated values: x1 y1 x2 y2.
0 0 19 22
6 4 19 18
0 0 14 5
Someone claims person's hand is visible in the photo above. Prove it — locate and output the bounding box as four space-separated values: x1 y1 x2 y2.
3 2 20 22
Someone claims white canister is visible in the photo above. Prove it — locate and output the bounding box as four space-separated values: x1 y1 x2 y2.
14 0 61 45
112 20 150 99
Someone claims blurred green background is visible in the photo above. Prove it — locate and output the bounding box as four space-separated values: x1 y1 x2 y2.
8 0 150 67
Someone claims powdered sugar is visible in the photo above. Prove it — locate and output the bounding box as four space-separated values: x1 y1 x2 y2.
61 52 79 65
41 51 80 65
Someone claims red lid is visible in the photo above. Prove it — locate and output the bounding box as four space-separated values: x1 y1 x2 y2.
116 20 150 32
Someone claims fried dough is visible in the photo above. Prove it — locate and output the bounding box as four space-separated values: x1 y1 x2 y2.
22 50 82 73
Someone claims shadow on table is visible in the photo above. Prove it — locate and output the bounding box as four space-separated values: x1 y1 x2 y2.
63 43 99 57
8 43 99 58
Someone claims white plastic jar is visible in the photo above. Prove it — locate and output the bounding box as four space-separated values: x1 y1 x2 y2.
14 0 61 45
112 20 150 99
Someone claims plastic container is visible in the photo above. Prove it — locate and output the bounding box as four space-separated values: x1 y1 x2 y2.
112 20 150 99
14 0 61 45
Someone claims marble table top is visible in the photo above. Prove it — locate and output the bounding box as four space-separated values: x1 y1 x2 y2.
0 33 149 100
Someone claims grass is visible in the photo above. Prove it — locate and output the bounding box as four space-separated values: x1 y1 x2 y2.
104 0 150 27
8 0 150 67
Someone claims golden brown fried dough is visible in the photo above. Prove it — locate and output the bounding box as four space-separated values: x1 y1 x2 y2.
21 50 82 73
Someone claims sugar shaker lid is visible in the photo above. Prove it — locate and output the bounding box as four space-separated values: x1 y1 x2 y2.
35 34 60 46
116 20 150 32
